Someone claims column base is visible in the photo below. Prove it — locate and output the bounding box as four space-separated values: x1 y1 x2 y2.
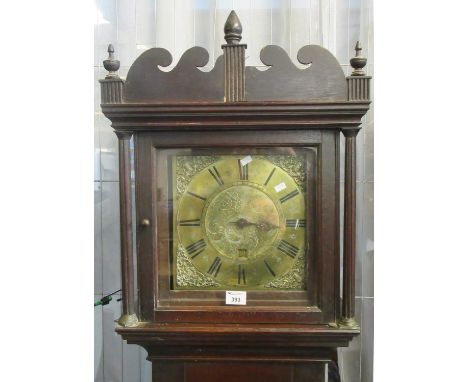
337 317 360 330
117 313 138 328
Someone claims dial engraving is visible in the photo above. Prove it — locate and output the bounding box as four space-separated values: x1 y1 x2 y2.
174 155 307 289
204 184 280 261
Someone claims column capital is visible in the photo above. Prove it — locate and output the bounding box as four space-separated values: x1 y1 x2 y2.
114 131 133 140
342 129 359 138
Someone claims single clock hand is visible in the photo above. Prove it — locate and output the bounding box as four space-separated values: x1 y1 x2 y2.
254 221 280 232
229 218 255 228
230 218 279 231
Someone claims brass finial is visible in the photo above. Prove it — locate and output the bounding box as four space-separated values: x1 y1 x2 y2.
103 44 120 78
224 10 242 44
350 41 367 76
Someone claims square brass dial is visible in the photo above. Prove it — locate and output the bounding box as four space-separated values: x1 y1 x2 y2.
172 153 308 291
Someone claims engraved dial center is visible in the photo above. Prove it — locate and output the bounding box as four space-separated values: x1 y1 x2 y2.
204 184 281 261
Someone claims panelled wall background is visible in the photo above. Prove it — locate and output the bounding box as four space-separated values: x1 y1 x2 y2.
94 1 374 381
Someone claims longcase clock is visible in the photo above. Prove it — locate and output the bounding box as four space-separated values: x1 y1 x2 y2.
99 10 371 382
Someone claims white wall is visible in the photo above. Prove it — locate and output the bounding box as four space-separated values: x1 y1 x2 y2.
94 1 374 381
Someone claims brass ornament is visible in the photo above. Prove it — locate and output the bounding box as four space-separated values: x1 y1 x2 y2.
264 253 306 289
338 317 360 330
176 155 220 199
176 244 220 288
261 154 306 193
117 313 139 328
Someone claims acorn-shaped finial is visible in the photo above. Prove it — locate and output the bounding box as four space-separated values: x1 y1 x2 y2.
224 10 242 44
350 41 367 76
103 44 120 78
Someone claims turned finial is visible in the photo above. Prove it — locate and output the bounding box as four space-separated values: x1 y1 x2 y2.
103 44 120 78
224 10 242 44
350 41 367 76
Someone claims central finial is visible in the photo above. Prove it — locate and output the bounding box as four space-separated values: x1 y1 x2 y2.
224 10 242 44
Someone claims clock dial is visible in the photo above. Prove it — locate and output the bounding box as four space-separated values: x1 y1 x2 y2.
173 155 307 290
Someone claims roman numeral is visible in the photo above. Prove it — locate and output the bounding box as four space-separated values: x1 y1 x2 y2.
264 260 276 277
207 257 222 277
277 240 299 258
179 219 201 226
286 219 306 228
237 264 246 285
185 239 206 258
279 189 299 203
264 168 276 186
238 248 248 258
208 166 224 186
187 191 206 201
238 159 248 180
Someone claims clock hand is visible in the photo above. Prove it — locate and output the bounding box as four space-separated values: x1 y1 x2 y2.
229 218 256 229
254 221 280 231
229 218 279 231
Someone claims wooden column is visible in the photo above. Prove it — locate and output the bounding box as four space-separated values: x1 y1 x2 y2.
338 41 370 328
339 129 359 329
222 10 246 102
100 44 138 327
115 131 138 327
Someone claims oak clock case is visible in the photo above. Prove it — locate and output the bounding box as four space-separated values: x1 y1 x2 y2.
99 9 371 382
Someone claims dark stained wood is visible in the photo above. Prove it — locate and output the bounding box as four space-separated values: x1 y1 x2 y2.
117 322 359 348
342 130 358 323
294 363 326 382
132 130 341 325
122 44 348 103
245 45 347 102
334 131 342 321
183 362 292 382
100 77 124 104
347 76 371 101
115 131 135 318
318 131 341 321
151 360 326 382
133 133 156 321
123 47 224 102
222 11 246 101
101 101 369 132
152 362 184 382
223 44 246 102
350 41 367 77
119 322 346 382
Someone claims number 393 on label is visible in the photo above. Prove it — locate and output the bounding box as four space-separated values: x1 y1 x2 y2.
225 291 247 305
